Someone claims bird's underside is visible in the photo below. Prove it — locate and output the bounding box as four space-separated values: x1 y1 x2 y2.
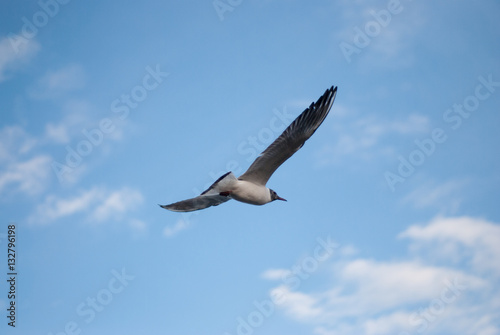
160 85 338 212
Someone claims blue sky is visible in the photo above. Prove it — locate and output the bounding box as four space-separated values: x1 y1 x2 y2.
1 1 500 334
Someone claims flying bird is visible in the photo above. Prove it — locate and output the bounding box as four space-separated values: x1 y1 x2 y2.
160 85 337 212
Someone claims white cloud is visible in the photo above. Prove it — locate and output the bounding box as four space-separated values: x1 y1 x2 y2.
33 187 101 222
363 311 414 335
0 126 52 196
261 268 291 280
45 122 70 144
336 259 483 312
93 187 143 223
28 64 86 99
30 186 144 224
43 98 124 145
264 216 500 335
44 100 122 144
400 216 500 277
0 155 52 196
92 188 143 222
403 179 468 213
272 285 324 321
338 244 359 257
163 218 191 237
0 35 40 82
0 126 36 160
260 269 290 280
0 115 128 197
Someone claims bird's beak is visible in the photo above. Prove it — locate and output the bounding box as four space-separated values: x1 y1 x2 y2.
277 196 287 201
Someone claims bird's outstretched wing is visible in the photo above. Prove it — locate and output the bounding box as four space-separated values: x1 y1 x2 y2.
159 194 230 212
239 86 337 185
160 172 236 212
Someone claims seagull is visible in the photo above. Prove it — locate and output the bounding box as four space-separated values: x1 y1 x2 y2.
160 85 337 212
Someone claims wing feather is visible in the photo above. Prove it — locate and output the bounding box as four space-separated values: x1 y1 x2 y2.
160 172 237 212
159 194 230 212
239 86 337 185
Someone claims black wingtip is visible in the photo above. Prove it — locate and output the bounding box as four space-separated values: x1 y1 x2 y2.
314 85 337 109
328 85 338 96
331 86 338 100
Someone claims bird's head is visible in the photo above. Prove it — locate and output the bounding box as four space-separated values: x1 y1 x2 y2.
270 189 287 202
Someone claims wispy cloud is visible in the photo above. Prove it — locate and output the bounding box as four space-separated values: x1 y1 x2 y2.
0 115 93 195
0 126 51 196
163 218 191 238
45 122 71 144
0 126 36 160
44 99 124 145
315 108 430 166
43 109 89 145
403 179 468 213
91 188 144 222
30 186 144 225
0 155 52 196
0 35 40 82
33 187 101 222
264 216 500 335
261 268 291 280
28 63 86 99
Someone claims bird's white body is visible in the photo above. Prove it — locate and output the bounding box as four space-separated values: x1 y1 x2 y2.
204 171 273 205
231 180 271 205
